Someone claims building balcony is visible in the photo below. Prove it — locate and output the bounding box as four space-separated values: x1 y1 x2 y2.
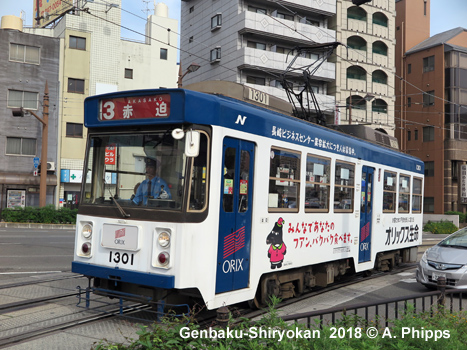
239 11 336 45
237 47 335 82
372 82 388 96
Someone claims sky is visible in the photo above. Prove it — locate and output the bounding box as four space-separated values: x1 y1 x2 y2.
0 0 465 51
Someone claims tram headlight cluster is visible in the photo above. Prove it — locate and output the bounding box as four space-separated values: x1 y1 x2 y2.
79 222 93 257
158 231 171 248
153 228 172 268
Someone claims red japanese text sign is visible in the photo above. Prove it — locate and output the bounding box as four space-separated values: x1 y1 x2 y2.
105 144 116 165
99 94 171 121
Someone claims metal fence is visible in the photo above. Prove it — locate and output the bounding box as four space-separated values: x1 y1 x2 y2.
280 277 466 329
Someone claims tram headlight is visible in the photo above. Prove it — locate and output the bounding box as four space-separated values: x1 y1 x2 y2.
158 231 171 248
158 252 170 266
81 242 92 255
82 223 93 239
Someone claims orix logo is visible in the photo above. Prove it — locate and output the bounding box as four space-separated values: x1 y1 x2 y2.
115 228 126 245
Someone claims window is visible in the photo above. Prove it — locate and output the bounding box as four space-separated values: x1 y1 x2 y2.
124 68 133 79
7 90 38 109
68 78 85 93
10 43 40 64
247 41 266 51
398 175 410 213
188 132 209 211
372 12 388 27
347 66 366 80
414 129 419 140
189 6 194 13
246 76 266 85
408 63 412 74
6 137 36 156
372 70 387 84
423 91 435 106
211 14 222 29
276 12 294 21
423 126 435 141
407 130 411 141
268 148 300 212
347 6 367 21
423 55 435 72
66 123 83 138
305 155 330 212
407 97 412 107
248 6 267 14
160 48 168 60
372 99 388 113
189 36 194 43
372 41 388 56
424 197 434 213
424 161 434 177
69 36 86 50
383 171 397 212
412 178 423 213
210 47 221 62
334 161 355 212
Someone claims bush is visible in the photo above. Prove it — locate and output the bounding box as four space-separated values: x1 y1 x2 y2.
1 205 77 224
93 301 467 350
445 211 466 223
423 220 458 235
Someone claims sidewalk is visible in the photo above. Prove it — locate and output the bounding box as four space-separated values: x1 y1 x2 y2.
0 222 75 230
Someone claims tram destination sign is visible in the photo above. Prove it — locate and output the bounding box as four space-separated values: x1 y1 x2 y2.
99 94 171 121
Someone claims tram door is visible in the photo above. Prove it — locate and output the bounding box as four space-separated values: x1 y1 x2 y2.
359 166 374 263
216 137 255 294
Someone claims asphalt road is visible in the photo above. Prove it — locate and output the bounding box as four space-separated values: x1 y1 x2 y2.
0 227 75 281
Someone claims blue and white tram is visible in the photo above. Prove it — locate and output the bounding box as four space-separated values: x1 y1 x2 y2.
72 84 424 309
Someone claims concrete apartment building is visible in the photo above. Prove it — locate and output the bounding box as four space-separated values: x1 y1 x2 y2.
329 0 396 135
0 16 60 209
22 1 179 208
180 0 337 122
395 0 467 214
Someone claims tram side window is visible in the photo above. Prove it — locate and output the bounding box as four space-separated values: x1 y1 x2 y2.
305 155 330 212
334 161 355 212
412 177 423 213
398 175 411 213
188 132 209 211
383 171 397 213
268 147 300 212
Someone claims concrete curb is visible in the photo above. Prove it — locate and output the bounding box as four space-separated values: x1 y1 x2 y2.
0 222 75 230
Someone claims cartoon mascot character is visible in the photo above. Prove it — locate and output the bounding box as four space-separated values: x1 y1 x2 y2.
266 217 287 269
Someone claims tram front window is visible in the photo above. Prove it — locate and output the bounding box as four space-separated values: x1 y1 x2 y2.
83 131 187 210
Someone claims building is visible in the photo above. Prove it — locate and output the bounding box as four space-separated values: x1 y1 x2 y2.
24 1 179 208
0 16 60 209
328 0 396 135
395 0 467 214
180 0 337 122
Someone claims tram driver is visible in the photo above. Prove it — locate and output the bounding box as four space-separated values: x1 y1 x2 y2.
132 157 172 206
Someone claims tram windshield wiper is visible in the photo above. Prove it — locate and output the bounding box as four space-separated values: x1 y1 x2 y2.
108 188 130 218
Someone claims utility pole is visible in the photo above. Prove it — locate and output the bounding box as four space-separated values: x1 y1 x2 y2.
13 82 49 207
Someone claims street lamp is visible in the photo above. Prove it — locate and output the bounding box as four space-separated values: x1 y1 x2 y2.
11 82 49 207
177 63 200 88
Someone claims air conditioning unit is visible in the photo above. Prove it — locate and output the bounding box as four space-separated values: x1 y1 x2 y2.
46 161 55 171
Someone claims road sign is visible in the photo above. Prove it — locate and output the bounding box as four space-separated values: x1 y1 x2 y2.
33 169 38 177
33 157 40 169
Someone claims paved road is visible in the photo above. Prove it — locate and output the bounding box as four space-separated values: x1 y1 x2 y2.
0 227 75 281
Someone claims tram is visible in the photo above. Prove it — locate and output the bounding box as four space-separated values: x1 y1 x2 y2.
72 82 424 309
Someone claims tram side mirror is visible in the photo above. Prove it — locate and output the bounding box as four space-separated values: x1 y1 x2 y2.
185 130 200 157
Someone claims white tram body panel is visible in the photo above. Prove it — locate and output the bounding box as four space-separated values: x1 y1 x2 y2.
72 87 423 309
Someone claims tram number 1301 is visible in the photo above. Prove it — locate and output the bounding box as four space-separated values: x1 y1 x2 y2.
109 251 135 265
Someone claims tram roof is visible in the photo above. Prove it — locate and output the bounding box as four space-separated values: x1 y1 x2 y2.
84 88 424 175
